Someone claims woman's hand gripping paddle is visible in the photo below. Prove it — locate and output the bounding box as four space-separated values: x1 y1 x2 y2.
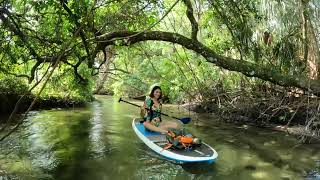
118 98 191 124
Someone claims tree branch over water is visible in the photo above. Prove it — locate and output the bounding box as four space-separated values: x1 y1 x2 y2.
94 30 320 95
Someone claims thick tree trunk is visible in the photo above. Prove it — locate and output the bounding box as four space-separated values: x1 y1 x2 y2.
94 31 320 95
300 0 319 79
307 18 320 80
301 0 309 63
300 0 318 79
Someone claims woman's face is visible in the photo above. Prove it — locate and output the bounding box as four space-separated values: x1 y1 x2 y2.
153 89 161 99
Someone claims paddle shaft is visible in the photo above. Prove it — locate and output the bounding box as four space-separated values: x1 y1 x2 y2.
119 98 180 120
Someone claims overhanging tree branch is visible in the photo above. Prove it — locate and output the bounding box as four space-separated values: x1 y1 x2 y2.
64 55 87 83
60 0 91 66
0 66 30 79
0 7 44 83
0 8 41 61
93 30 320 94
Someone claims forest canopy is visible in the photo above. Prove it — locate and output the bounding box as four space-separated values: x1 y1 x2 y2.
1 0 320 102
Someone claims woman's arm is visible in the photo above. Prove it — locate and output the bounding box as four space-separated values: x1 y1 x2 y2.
143 97 153 121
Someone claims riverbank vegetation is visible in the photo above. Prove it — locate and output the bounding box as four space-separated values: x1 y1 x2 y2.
1 0 320 142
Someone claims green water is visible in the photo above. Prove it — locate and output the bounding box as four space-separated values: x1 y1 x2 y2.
0 96 320 180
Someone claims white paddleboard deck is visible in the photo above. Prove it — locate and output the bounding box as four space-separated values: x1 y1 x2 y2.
132 118 218 164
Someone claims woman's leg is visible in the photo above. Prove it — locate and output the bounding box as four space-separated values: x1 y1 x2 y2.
158 121 180 130
143 121 168 134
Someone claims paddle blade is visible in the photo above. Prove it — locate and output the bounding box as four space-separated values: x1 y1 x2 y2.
118 98 122 103
180 117 191 124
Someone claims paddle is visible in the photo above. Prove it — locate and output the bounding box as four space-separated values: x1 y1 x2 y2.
118 98 191 124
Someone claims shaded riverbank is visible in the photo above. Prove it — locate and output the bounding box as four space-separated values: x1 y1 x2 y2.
0 93 89 118
0 76 92 119
183 92 320 143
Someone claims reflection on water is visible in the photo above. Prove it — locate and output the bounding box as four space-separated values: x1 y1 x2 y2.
0 95 320 180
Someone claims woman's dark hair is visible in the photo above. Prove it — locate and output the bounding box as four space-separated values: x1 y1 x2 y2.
149 86 162 100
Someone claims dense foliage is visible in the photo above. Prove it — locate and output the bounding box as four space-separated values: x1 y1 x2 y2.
0 0 320 103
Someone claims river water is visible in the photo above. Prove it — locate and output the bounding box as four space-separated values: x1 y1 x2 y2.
0 95 319 180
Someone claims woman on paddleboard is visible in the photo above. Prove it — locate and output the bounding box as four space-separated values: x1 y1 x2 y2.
140 86 180 133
